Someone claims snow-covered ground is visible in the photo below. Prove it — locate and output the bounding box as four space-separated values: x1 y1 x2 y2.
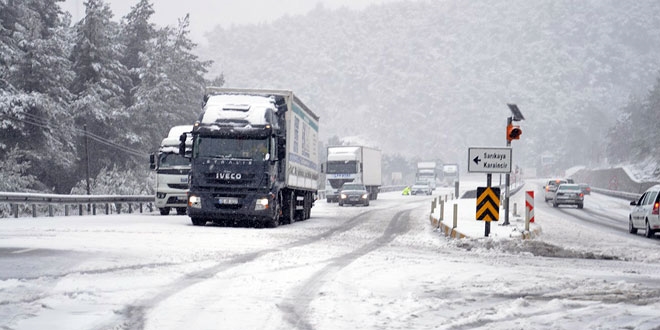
1 175 660 330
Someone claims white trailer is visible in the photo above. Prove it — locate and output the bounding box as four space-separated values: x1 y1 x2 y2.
324 146 382 201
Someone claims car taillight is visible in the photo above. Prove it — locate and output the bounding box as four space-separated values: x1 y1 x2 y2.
653 202 659 215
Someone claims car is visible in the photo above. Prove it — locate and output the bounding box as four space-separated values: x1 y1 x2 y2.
410 181 433 195
578 183 591 195
552 183 584 208
629 185 660 238
338 183 370 207
544 179 568 202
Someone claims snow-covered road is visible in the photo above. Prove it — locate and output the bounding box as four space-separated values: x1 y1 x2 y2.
1 181 660 330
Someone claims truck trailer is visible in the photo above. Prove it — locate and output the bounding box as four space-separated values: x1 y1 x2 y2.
323 146 382 202
179 88 319 227
149 125 192 215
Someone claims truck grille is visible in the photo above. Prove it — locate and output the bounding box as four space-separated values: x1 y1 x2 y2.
204 173 256 185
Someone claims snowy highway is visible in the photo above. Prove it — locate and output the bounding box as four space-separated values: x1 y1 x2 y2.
2 182 660 330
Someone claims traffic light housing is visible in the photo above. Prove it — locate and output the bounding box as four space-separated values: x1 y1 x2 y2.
507 124 522 141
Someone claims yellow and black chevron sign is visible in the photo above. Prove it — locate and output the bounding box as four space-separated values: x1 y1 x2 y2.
476 187 500 221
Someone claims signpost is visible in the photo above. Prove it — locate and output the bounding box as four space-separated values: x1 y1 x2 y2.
468 147 512 174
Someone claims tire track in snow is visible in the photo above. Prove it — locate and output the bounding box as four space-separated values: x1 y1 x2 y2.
94 207 392 330
278 207 413 330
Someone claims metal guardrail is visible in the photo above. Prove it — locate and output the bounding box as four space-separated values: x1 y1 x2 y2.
590 187 641 201
0 192 155 218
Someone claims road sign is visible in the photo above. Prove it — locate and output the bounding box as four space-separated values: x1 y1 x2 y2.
468 147 512 173
476 187 500 221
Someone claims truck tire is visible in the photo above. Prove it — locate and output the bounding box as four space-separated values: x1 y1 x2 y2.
266 198 281 228
159 207 170 216
191 218 206 226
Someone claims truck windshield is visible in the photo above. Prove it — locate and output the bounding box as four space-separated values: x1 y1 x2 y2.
327 160 357 174
193 136 269 161
159 153 189 167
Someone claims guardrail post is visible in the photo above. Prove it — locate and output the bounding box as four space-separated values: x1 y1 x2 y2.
79 204 83 216
116 203 122 214
105 203 109 215
65 205 69 216
128 203 133 214
139 203 143 213
32 205 37 217
453 204 458 229
439 200 444 221
48 205 53 217
92 204 96 215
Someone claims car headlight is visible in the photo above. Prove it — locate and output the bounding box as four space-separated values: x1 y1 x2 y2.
340 193 347 199
188 195 201 209
255 197 269 210
361 193 369 199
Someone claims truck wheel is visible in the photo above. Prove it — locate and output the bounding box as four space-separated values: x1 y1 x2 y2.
191 218 206 226
266 199 281 228
159 207 170 216
176 207 187 215
282 191 295 224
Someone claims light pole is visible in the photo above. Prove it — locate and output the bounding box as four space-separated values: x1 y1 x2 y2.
504 104 524 225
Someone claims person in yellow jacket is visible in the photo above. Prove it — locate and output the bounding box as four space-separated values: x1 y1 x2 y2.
402 186 411 195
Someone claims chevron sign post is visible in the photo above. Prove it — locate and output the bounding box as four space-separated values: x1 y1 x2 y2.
525 190 534 232
477 186 501 236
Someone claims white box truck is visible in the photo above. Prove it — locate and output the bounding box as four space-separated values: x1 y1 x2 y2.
416 161 437 189
179 88 319 227
323 146 382 202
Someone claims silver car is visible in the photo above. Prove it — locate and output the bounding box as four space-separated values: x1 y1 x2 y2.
552 183 584 209
410 181 433 195
629 185 660 238
544 179 567 202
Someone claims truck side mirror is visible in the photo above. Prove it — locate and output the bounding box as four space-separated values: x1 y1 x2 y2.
179 133 187 157
149 153 156 170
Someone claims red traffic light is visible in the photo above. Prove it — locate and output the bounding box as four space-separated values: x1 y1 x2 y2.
507 124 522 141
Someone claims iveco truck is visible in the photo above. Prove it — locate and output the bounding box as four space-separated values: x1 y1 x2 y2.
180 88 319 227
149 125 192 215
323 146 382 202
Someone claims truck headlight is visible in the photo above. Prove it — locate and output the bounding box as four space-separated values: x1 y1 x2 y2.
340 193 347 199
255 198 269 210
361 193 369 199
188 195 201 208
156 192 166 199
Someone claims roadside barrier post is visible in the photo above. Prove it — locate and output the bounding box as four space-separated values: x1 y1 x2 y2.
525 190 534 232
440 200 444 221
453 203 458 229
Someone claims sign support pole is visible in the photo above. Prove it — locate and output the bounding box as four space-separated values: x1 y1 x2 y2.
504 117 512 225
485 174 491 237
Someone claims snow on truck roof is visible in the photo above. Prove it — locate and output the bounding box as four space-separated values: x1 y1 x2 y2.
201 94 277 126
167 125 193 139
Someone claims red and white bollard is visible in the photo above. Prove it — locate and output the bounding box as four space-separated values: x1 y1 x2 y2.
525 190 534 232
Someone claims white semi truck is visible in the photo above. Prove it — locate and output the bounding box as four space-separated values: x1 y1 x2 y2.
149 125 193 215
416 161 437 189
180 88 319 227
323 146 382 202
441 163 460 187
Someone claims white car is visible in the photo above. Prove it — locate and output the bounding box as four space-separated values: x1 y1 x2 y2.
629 185 660 238
544 179 567 202
410 181 433 195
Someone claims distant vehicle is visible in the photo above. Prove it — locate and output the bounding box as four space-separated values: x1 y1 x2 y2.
566 178 575 184
410 181 432 195
552 183 584 208
441 163 460 187
323 146 382 202
338 183 370 207
544 179 568 202
629 185 660 238
416 161 437 189
149 125 193 216
578 183 591 195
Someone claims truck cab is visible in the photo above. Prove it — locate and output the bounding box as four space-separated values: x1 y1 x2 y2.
150 126 193 215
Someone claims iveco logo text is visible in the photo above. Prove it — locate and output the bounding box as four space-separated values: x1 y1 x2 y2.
216 173 242 180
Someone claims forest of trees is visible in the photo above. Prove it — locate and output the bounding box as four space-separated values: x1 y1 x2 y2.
0 0 222 195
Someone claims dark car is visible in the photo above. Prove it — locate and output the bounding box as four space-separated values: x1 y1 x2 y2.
338 183 370 207
578 183 591 195
552 183 584 209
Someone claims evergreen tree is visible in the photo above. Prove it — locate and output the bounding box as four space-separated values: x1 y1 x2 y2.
0 0 76 193
120 0 156 106
70 0 136 186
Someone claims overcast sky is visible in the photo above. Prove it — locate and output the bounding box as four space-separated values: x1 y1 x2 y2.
61 0 402 44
